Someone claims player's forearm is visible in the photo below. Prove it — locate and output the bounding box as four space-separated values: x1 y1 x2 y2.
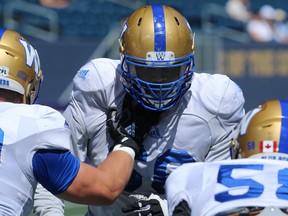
98 150 134 200
58 150 134 205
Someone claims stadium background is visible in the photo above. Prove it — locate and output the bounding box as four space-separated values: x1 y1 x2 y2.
0 0 288 215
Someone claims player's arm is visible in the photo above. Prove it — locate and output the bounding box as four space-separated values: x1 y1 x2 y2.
33 108 146 205
62 96 88 162
33 145 134 205
205 77 245 161
64 150 134 205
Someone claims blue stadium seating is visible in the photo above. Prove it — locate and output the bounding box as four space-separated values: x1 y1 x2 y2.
1 0 288 41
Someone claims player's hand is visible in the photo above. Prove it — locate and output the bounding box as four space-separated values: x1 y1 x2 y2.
107 108 140 155
118 94 162 145
122 194 169 216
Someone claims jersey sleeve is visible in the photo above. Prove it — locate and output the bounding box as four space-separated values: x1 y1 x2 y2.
205 75 245 161
33 183 65 216
63 58 123 163
165 163 204 216
32 149 80 195
217 78 245 129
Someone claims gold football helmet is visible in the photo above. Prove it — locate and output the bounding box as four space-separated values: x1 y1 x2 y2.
232 99 288 159
119 4 195 111
0 28 43 104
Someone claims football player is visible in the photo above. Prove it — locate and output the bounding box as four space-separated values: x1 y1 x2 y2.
166 99 288 216
44 4 245 215
0 28 147 215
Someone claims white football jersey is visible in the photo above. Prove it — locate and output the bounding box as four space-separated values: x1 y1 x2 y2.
166 159 288 216
62 58 245 215
0 102 70 216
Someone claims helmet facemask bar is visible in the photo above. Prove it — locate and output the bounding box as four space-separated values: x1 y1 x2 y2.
121 53 194 111
25 69 43 104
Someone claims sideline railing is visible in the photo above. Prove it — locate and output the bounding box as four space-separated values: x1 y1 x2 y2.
3 1 59 42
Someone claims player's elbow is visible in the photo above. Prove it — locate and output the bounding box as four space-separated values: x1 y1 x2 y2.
97 187 123 205
103 193 119 205
104 180 127 204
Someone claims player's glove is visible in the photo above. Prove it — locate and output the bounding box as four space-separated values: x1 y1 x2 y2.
118 94 162 145
107 94 162 155
122 193 169 216
107 108 140 155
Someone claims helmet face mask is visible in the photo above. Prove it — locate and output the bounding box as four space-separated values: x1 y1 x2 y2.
119 4 195 111
0 28 43 104
232 100 288 160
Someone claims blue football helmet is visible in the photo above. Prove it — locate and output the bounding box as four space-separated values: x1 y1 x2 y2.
119 4 195 111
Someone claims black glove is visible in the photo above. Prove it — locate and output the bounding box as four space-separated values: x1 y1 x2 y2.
172 200 191 216
118 94 162 145
107 94 162 155
107 108 140 155
122 194 168 216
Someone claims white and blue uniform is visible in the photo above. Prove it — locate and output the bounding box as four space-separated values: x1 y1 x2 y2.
60 57 245 215
166 159 288 216
0 102 80 216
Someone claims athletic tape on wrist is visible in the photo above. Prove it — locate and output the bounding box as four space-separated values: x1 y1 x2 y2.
113 144 135 159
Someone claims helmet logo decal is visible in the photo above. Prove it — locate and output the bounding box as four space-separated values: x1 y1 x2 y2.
156 52 165 60
146 51 175 61
119 21 128 39
260 140 277 153
0 66 9 76
152 5 166 51
19 39 41 76
239 107 262 136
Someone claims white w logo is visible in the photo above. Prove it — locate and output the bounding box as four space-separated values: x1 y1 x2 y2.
19 39 41 76
240 107 262 136
156 52 166 60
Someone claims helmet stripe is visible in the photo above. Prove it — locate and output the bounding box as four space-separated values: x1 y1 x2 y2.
151 5 166 52
279 99 288 153
0 28 6 40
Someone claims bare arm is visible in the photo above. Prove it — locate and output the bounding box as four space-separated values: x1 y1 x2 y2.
57 150 133 205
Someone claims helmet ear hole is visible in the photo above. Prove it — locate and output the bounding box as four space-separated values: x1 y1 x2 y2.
174 17 180 25
137 18 142 26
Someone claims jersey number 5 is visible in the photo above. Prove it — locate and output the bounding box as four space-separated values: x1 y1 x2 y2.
215 164 288 202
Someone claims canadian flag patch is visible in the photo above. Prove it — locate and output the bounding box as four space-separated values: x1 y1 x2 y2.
260 140 277 153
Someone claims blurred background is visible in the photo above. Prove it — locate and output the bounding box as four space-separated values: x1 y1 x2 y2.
1 0 288 111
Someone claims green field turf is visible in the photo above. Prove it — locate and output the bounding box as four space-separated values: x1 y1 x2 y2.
29 202 87 216
64 202 87 215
